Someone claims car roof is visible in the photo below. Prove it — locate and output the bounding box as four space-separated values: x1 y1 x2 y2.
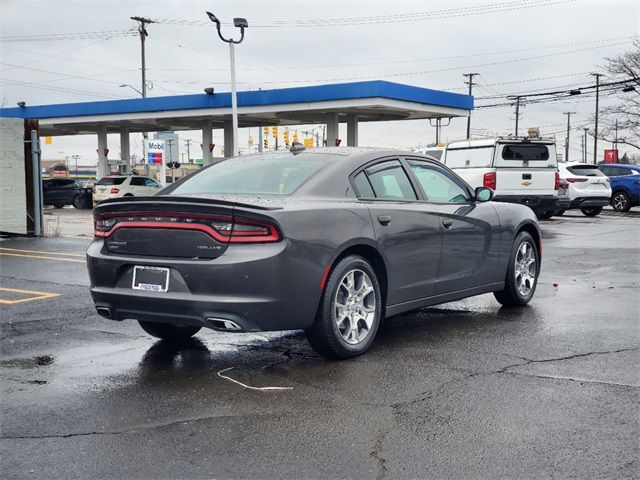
601 163 639 169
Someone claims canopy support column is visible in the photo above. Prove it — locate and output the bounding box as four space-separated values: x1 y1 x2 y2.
97 126 108 179
223 120 234 158
202 120 214 165
326 113 339 147
347 115 358 147
120 127 130 174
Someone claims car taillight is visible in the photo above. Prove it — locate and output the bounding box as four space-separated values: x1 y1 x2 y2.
483 172 496 190
554 172 560 190
93 212 281 244
566 177 587 183
110 188 119 194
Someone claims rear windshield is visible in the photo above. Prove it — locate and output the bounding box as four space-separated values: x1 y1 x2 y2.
567 165 606 177
445 147 494 168
170 154 328 195
97 177 127 185
501 144 550 161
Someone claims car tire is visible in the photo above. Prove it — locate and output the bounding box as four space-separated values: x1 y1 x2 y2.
538 210 554 220
124 193 134 197
554 209 566 217
72 195 83 209
53 204 65 209
494 231 539 307
581 206 602 217
138 320 201 341
611 191 631 212
305 255 383 359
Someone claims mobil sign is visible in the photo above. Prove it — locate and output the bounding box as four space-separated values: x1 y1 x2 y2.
147 140 165 165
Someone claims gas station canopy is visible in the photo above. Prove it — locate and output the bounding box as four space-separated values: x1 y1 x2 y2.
0 80 473 136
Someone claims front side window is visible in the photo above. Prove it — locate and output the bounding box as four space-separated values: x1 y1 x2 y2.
145 178 159 187
408 162 469 203
445 147 494 168
170 153 328 195
130 177 146 186
364 161 417 200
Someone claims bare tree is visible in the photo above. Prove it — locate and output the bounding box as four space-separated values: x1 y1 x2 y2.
596 40 640 150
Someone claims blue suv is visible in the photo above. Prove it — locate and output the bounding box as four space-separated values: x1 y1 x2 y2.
598 164 640 212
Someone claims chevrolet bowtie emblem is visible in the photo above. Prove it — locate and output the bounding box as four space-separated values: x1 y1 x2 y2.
522 181 532 186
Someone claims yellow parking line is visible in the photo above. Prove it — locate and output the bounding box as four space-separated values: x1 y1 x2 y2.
0 252 86 263
0 287 60 305
0 247 85 258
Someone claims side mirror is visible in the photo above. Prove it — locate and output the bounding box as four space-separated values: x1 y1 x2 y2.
475 187 493 202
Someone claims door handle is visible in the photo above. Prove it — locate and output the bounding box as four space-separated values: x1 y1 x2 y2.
441 218 453 229
377 215 391 226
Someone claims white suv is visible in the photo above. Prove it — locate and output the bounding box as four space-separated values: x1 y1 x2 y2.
93 175 161 204
442 137 559 219
557 163 611 216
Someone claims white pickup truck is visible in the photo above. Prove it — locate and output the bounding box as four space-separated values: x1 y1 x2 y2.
441 137 559 219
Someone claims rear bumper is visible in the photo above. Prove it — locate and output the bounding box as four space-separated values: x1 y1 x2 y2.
555 195 571 211
87 239 328 332
492 194 557 212
569 197 610 208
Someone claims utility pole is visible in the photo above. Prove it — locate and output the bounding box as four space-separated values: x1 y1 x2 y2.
591 73 604 164
614 118 618 151
463 73 479 139
184 138 192 163
509 95 524 136
131 16 154 171
563 112 576 163
583 128 589 163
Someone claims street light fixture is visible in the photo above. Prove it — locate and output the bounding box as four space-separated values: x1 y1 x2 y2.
206 10 248 157
119 84 143 96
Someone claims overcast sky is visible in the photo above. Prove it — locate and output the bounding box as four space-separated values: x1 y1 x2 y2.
1 0 638 164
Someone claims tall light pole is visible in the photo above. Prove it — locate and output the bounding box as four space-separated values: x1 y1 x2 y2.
206 12 248 157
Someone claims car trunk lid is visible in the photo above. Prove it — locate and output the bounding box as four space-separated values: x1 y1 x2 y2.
93 196 282 259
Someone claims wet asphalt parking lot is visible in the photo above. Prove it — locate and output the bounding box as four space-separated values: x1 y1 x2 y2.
1 209 639 479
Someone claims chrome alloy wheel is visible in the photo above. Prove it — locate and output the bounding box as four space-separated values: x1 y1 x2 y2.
612 193 629 211
514 241 537 297
334 269 376 345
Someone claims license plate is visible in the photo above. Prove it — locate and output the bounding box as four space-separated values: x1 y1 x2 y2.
132 266 170 292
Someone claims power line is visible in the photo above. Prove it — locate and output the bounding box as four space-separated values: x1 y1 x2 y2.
152 0 576 28
0 29 137 42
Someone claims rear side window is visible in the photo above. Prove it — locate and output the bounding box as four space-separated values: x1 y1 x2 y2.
170 154 327 195
567 165 606 177
364 161 417 200
97 177 126 186
502 144 549 161
445 147 494 168
353 172 375 198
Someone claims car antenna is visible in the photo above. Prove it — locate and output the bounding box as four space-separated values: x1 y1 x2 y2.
289 142 305 155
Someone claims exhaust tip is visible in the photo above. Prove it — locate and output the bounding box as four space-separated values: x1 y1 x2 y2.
207 318 243 332
96 306 111 319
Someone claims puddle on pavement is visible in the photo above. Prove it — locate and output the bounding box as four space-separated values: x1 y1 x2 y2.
1 330 301 395
0 354 55 368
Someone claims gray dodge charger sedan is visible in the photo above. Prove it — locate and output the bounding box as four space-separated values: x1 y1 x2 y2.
88 147 541 358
